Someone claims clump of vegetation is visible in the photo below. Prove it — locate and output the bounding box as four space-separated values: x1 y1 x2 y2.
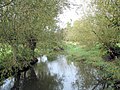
63 0 120 88
0 0 68 81
65 43 120 88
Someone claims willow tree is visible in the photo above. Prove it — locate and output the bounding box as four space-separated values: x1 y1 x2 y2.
89 0 120 59
0 0 68 75
64 18 97 46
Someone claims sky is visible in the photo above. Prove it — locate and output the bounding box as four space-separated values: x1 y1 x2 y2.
57 0 91 28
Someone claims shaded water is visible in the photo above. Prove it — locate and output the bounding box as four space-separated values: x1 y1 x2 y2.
0 55 103 90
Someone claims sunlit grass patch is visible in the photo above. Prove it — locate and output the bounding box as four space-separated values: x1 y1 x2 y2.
65 43 120 79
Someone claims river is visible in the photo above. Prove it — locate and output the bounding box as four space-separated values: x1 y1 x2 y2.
0 55 104 90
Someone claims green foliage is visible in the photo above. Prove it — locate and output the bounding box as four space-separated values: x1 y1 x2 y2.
0 0 68 79
90 0 120 47
64 0 120 51
64 17 99 47
65 43 120 80
0 44 13 69
64 0 120 85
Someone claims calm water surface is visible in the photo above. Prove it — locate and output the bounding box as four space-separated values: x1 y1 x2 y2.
0 55 103 90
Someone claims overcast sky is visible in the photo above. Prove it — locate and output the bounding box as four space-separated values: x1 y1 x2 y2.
58 0 91 28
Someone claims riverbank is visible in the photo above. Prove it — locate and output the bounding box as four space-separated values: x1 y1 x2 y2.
65 44 120 85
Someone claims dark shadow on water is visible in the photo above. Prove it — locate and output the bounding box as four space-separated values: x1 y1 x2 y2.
10 67 63 90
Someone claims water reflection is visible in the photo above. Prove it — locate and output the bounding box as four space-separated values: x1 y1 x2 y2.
0 78 14 90
0 55 102 90
47 55 79 90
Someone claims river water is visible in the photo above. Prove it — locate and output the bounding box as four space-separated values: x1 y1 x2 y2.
0 55 103 90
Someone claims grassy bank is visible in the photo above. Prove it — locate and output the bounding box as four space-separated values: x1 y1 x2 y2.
65 44 120 80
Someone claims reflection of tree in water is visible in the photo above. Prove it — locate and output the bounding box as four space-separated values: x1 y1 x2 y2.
72 63 98 90
11 67 63 90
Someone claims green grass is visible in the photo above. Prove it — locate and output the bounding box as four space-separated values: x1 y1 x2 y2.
65 44 100 62
65 44 120 79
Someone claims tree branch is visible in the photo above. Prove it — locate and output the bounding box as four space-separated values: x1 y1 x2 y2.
0 0 14 8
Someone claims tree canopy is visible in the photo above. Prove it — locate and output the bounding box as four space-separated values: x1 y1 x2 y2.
64 0 120 59
0 0 68 76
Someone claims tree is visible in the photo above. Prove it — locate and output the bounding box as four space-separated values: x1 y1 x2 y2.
64 0 120 59
64 18 97 46
90 0 120 59
0 0 68 77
